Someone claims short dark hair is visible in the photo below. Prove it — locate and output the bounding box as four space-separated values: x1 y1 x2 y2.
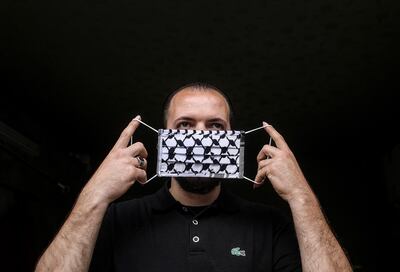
163 82 234 127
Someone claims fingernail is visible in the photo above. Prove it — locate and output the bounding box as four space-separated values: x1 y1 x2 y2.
134 115 141 120
263 121 271 127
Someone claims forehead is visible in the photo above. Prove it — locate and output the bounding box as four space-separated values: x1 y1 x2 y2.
167 88 230 120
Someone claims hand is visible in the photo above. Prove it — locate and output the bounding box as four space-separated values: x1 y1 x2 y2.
254 122 312 202
83 116 148 205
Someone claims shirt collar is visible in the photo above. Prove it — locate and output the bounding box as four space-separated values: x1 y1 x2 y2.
150 179 178 212
213 185 241 213
151 179 240 213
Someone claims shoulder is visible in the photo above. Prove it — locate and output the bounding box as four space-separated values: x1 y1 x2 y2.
113 193 155 213
227 191 292 227
105 193 158 228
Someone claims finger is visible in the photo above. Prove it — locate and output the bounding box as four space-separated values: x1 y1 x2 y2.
253 167 268 189
253 181 263 189
135 168 148 184
263 122 290 151
126 142 148 158
113 116 141 150
257 158 271 171
253 165 272 189
133 156 147 170
257 144 280 162
254 166 268 184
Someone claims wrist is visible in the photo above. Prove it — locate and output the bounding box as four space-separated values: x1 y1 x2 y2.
287 189 319 210
77 184 110 213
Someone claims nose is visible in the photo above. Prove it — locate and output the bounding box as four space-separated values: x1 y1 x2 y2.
194 122 207 130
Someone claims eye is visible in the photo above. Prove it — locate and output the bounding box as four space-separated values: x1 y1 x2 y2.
177 121 192 129
209 123 224 130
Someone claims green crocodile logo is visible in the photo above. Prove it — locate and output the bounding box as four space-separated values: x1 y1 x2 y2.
231 247 246 257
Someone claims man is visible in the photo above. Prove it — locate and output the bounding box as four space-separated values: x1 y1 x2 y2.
35 83 352 271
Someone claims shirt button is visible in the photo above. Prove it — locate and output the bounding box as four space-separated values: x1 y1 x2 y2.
192 236 200 243
182 207 188 212
192 219 199 225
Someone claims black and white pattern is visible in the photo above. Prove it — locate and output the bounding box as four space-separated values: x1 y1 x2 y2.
157 129 245 179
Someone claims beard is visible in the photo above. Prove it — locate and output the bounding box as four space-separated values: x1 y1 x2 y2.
175 177 222 195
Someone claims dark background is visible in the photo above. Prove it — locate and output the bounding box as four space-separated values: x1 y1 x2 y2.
1 0 399 271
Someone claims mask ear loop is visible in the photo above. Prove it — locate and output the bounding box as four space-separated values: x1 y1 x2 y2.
242 124 273 184
130 119 273 185
130 117 159 184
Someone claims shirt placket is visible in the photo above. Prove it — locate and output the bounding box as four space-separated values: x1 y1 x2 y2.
184 208 216 272
189 216 202 253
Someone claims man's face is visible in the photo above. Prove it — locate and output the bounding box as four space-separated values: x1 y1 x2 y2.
166 88 231 130
166 88 231 194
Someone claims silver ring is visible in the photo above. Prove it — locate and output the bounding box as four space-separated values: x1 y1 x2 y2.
136 156 145 168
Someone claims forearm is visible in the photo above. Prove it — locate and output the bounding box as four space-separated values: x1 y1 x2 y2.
289 191 352 272
35 187 108 272
35 117 146 271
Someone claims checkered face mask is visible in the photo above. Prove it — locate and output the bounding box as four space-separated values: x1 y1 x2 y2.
157 129 245 179
131 118 271 184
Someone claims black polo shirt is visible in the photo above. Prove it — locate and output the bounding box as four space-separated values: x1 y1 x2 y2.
89 182 301 272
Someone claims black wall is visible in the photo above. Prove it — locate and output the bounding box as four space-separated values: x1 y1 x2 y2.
1 1 399 271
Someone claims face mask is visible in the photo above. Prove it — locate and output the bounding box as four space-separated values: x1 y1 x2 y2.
132 118 271 184
157 129 245 179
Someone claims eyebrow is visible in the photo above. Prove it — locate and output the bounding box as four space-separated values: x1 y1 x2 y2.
174 117 228 125
207 118 228 124
174 117 195 123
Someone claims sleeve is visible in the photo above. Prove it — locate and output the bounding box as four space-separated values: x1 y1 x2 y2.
272 211 302 272
89 204 115 272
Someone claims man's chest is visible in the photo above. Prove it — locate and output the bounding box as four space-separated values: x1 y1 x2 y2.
112 211 273 272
